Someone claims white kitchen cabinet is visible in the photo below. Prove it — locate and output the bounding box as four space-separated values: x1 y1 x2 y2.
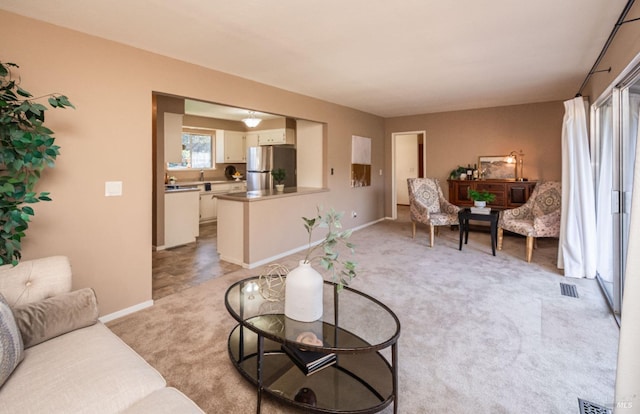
228 182 246 192
164 113 184 164
216 130 246 163
257 128 296 146
199 193 217 222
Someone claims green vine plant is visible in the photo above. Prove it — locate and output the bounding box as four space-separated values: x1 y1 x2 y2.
302 207 357 289
0 61 74 265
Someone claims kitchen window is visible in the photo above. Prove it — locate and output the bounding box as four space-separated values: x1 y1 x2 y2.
168 132 214 170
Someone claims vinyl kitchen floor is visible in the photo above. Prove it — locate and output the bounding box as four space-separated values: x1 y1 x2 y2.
152 221 242 300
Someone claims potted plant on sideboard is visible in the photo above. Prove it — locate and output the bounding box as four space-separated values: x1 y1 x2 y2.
468 189 496 208
271 168 286 191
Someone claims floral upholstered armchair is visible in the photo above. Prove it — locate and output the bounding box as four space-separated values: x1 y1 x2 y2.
497 181 562 262
407 178 460 247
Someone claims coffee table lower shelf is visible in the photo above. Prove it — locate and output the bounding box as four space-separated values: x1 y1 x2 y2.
228 324 395 413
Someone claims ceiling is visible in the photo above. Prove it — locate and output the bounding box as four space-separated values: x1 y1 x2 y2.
0 0 630 117
184 100 281 122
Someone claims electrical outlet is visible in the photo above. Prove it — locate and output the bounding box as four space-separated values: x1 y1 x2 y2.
351 211 357 218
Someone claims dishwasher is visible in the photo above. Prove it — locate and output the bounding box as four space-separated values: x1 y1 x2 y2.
199 186 231 223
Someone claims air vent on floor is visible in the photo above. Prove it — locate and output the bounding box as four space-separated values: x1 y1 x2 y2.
578 398 611 414
560 282 579 298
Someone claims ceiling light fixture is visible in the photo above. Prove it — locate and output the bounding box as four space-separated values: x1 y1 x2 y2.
242 112 261 128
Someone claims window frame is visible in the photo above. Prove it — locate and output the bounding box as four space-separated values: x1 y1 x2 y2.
167 130 215 171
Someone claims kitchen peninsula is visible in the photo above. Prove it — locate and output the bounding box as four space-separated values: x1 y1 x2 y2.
216 187 328 267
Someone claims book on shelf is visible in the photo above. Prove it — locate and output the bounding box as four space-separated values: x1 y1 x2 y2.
281 343 336 376
470 207 491 214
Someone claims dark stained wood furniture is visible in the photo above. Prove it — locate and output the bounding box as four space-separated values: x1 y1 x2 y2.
447 179 537 209
458 208 500 256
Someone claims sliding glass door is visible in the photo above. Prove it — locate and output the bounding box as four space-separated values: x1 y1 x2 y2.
594 96 616 313
593 77 640 321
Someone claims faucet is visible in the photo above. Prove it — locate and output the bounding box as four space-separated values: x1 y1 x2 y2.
199 170 204 181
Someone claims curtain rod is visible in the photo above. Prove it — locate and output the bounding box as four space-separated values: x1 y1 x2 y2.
576 0 637 97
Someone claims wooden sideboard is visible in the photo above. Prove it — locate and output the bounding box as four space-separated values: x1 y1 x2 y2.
447 179 537 209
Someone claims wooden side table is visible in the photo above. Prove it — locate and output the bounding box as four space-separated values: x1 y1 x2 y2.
458 208 500 256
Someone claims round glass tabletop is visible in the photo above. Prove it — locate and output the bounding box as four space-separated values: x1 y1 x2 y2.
225 276 401 352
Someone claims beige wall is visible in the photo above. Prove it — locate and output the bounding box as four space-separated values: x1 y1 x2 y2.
582 2 640 103
384 101 564 215
1 10 385 315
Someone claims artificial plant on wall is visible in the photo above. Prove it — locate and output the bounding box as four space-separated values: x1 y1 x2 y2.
0 61 74 265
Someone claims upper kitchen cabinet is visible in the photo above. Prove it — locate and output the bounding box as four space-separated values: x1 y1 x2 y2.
164 112 184 164
258 128 296 146
216 130 246 163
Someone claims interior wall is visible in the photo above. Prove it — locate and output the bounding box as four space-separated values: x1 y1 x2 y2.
582 3 640 103
1 10 385 316
384 101 564 216
296 120 324 188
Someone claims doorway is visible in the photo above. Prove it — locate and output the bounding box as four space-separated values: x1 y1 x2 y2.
391 131 426 219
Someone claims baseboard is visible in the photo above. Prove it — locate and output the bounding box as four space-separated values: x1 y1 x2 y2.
99 300 154 323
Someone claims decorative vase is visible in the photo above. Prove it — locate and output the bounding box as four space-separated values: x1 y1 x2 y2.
275 184 285 192
284 260 323 322
474 200 486 208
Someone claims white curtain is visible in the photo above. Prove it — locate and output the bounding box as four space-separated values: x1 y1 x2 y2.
558 97 597 278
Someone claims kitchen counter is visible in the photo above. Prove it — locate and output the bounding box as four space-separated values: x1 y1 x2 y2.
217 187 328 202
173 179 245 185
164 187 200 193
165 180 246 194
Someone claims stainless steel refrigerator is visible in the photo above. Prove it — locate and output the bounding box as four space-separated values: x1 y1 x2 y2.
246 145 297 191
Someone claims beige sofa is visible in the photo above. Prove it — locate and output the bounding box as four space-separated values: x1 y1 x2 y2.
0 256 203 414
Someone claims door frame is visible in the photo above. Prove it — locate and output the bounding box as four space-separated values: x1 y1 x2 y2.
391 130 426 220
590 51 640 321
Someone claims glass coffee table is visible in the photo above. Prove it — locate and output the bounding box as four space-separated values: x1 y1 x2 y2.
225 276 401 414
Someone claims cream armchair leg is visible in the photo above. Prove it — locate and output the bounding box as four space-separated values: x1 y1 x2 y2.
497 227 504 250
429 225 435 247
526 236 534 263
412 222 416 238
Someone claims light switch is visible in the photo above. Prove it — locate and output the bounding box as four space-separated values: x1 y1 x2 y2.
379 169 383 176
105 181 123 197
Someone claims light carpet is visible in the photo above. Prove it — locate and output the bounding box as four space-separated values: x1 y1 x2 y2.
108 213 619 413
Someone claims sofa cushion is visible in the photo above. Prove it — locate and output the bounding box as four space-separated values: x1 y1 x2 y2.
0 293 24 387
13 288 99 348
0 322 166 413
121 388 204 413
0 256 72 307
